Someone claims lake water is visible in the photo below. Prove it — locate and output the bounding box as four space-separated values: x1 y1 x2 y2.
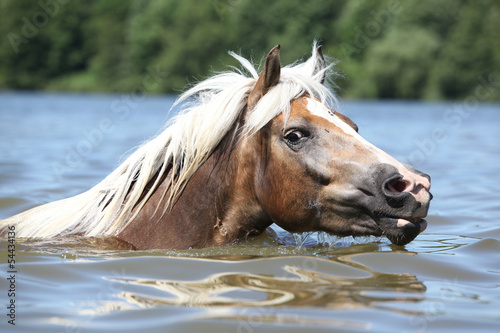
0 92 499 332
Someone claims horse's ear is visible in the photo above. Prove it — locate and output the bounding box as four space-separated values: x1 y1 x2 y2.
248 44 281 108
314 45 326 84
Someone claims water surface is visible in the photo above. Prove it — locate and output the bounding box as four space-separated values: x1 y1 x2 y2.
0 92 499 332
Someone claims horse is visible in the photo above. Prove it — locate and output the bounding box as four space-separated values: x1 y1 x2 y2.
0 43 432 250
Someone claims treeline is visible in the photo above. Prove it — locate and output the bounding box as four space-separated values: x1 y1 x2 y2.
0 0 499 100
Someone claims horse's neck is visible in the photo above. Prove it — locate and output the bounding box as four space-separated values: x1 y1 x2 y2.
117 116 272 250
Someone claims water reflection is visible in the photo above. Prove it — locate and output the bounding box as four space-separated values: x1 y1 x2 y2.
109 258 425 311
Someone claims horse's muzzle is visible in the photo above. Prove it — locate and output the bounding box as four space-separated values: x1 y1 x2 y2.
378 217 428 245
361 163 433 245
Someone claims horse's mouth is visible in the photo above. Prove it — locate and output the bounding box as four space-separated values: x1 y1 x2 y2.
377 216 427 246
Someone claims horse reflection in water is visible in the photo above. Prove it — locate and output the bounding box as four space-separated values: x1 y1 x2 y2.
111 257 425 311
0 43 431 250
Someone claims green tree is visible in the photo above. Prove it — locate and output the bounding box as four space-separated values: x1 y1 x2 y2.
0 0 93 89
426 0 500 99
0 0 498 100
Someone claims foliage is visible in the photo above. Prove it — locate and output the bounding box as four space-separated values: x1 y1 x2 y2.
0 0 498 100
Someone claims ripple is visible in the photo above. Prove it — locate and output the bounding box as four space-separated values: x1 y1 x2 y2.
103 257 425 310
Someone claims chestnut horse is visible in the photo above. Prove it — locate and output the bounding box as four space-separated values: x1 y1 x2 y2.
0 44 432 250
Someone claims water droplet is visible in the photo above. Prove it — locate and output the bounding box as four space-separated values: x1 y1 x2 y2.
60 249 77 260
293 232 313 248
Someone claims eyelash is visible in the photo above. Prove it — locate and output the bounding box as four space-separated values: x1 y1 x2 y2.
283 129 310 145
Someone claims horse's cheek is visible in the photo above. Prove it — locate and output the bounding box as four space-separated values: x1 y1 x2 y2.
265 163 323 230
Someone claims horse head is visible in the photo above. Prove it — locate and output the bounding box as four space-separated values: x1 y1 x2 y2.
0 43 432 250
243 45 432 246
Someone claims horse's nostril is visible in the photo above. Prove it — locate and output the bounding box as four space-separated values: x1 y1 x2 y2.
386 178 409 194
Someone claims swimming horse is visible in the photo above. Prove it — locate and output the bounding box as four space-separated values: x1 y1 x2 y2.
0 44 432 250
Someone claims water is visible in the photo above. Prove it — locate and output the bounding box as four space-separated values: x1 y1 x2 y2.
0 92 499 332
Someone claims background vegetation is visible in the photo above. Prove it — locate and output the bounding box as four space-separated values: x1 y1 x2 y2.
0 0 499 100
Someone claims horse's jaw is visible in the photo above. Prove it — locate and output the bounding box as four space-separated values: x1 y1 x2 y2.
378 217 428 246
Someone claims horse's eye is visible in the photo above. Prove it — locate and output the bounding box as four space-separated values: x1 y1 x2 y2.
284 130 307 144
